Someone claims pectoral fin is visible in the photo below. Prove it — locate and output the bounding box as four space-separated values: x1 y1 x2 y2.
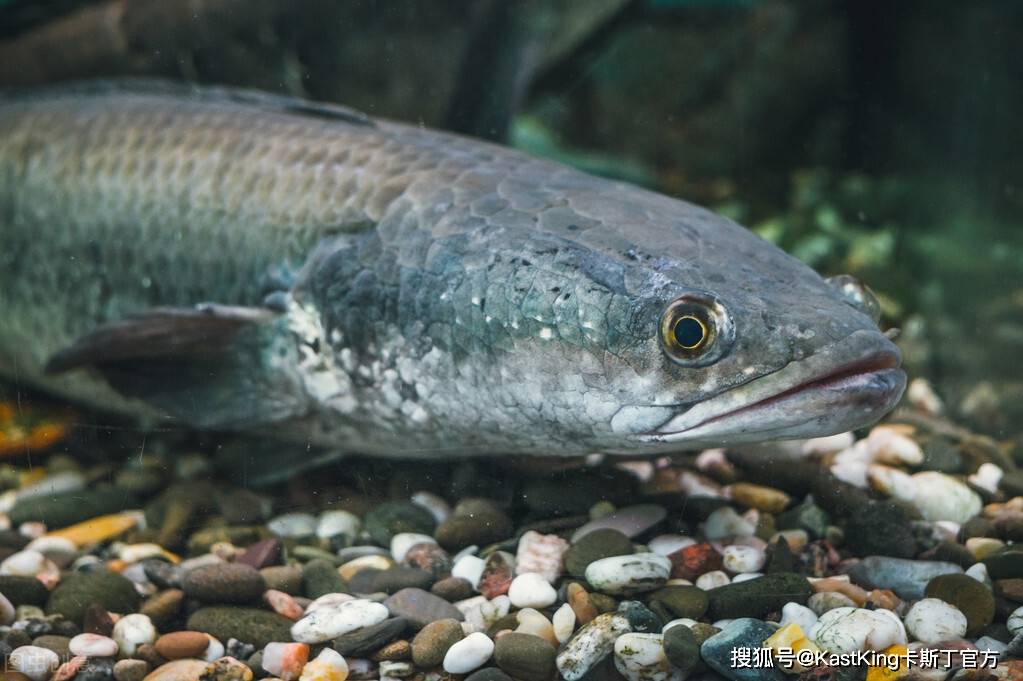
45 304 306 429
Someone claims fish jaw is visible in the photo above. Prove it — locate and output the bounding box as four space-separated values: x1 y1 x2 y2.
638 329 906 447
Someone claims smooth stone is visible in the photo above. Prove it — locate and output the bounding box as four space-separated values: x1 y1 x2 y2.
843 502 917 559
662 624 700 671
70 633 119 657
904 598 968 644
261 565 304 595
370 566 434 594
555 612 632 681
317 510 361 540
298 647 348 681
385 587 464 629
911 472 982 523
465 668 514 681
113 614 157 658
493 632 556 681
925 573 995 636
844 556 962 599
291 598 389 644
705 573 812 620
301 559 348 599
508 573 557 609
154 631 210 660
10 645 61 681
443 631 495 674
432 576 474 602
809 607 906 652
983 550 1023 580
182 563 266 604
618 601 662 633
435 504 513 551
114 659 150 681
365 501 437 546
613 632 670 681
572 505 667 542
0 575 49 606
701 619 784 681
391 532 437 562
647 585 709 620
332 617 408 656
46 571 141 624
187 607 293 649
267 512 317 538
77 658 117 681
776 499 830 540
585 553 670 595
565 528 634 578
412 618 465 668
142 659 207 681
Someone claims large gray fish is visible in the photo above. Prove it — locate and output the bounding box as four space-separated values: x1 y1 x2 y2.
0 80 905 458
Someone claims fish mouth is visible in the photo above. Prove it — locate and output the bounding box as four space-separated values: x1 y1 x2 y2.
642 330 907 446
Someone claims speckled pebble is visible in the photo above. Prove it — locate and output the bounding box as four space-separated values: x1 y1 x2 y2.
555 612 631 681
585 553 670 595
903 598 968 644
613 632 670 681
291 598 389 644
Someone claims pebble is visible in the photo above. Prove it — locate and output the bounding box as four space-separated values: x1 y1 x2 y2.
338 554 392 581
10 645 61 681
478 552 515 599
403 542 452 579
182 563 267 604
187 607 293 649
721 545 765 573
70 633 119 657
571 504 666 541
301 559 348 599
703 507 756 540
317 510 361 541
507 573 557 609
267 512 318 538
113 614 158 657
701 619 784 681
465 669 513 681
809 607 906 652
553 602 576 644
807 591 857 615
431 576 474 601
262 642 310 680
662 623 699 671
515 531 568 583
906 600 968 646
292 598 389 643
565 528 634 577
555 612 631 681
435 501 513 551
613 632 670 681
493 632 556 681
46 570 142 623
371 566 434 594
452 555 486 588
442 631 494 674
264 589 304 620
385 587 464 629
667 542 723 580
365 501 437 546
154 631 210 660
647 585 708 620
780 602 818 631
911 472 982 523
113 659 149 681
333 617 408 657
515 607 558 646
298 648 348 681
924 573 995 636
390 533 436 563
845 556 962 599
143 659 207 681
411 618 464 668
726 483 792 514
200 656 252 680
647 535 696 556
585 553 670 595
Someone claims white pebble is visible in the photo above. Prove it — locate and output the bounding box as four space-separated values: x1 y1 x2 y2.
456 595 511 634
695 570 731 590
317 510 361 540
411 490 451 524
969 463 1003 495
613 633 670 681
25 536 76 555
452 555 486 589
202 635 225 662
867 425 924 466
508 572 557 609
911 472 982 523
780 602 818 631
721 545 765 573
553 602 576 644
1006 605 1023 636
0 550 47 576
292 598 389 643
515 531 569 583
112 613 156 657
966 563 989 584
9 645 59 681
866 463 918 502
556 613 631 681
0 592 14 625
703 507 755 539
390 532 436 562
584 553 670 595
801 432 855 456
443 631 494 674
69 633 118 657
904 598 968 644
263 642 311 678
810 607 906 653
300 648 349 681
662 618 696 632
516 608 557 647
114 543 171 563
267 512 318 537
647 534 696 556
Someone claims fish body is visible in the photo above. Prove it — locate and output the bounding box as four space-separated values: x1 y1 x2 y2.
0 81 905 457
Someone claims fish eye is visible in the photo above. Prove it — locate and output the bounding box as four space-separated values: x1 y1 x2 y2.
827 274 882 323
659 294 734 366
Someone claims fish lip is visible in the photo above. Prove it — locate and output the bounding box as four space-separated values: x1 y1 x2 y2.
642 330 906 444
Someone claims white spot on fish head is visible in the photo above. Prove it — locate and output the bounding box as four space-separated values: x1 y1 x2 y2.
539 327 553 340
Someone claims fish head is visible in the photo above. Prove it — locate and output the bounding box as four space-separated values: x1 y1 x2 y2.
539 183 907 452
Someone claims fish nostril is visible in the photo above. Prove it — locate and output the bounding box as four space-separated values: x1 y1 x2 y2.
827 274 882 324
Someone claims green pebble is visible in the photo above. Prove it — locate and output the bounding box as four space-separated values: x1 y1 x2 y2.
925 573 995 636
777 499 830 540
187 606 294 648
364 501 437 546
46 571 141 624
705 573 812 621
588 592 618 613
663 624 700 672
9 488 137 528
983 549 1023 580
302 558 348 598
647 585 708 620
564 528 633 577
493 632 557 681
843 501 917 559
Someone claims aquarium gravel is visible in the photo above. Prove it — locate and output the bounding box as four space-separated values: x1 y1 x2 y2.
0 380 1020 681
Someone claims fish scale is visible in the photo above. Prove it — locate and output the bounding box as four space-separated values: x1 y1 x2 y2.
0 80 904 458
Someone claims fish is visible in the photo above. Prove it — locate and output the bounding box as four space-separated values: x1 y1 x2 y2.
0 80 906 459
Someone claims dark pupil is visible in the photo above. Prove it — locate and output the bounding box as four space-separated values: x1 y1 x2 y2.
674 316 705 348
